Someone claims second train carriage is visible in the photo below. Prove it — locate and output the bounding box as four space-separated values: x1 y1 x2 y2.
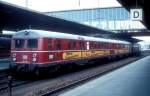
10 29 131 72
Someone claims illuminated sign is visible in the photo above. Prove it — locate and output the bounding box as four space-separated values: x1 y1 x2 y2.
130 9 143 21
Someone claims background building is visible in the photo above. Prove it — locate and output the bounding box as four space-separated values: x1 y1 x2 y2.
46 7 146 33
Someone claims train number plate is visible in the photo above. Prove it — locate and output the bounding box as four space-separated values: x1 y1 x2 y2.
22 55 28 60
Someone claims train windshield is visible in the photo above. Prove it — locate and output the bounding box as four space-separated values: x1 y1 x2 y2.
27 39 38 48
15 39 24 48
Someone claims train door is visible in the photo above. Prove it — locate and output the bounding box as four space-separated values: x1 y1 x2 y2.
86 42 90 50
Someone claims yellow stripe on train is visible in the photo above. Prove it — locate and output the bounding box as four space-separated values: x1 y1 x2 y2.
63 50 110 60
63 52 82 60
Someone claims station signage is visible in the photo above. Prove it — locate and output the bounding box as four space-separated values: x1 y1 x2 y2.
130 9 143 21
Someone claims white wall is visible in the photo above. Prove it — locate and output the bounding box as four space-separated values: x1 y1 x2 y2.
83 20 146 31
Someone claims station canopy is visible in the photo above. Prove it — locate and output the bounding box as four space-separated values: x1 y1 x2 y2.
117 0 150 29
0 1 139 42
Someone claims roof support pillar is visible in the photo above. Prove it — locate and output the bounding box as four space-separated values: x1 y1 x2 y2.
0 28 2 35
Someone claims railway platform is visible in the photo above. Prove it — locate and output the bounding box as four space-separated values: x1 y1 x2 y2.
0 58 10 70
59 55 150 96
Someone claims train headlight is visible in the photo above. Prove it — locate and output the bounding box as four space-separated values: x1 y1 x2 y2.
13 58 16 61
49 55 53 59
33 53 37 57
32 58 36 62
12 53 16 57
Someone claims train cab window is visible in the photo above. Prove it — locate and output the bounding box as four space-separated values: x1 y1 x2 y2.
27 39 38 48
15 39 24 48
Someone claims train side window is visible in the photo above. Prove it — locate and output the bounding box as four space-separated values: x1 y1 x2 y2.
116 44 118 48
96 43 98 49
121 44 123 48
27 39 38 48
105 43 108 49
56 40 61 50
103 43 105 49
73 41 76 50
15 39 24 48
98 43 101 49
91 42 94 49
122 45 125 48
101 43 104 49
94 43 96 49
80 41 85 50
68 40 76 50
79 42 82 50
48 39 52 49
118 44 121 49
113 44 115 49
68 40 71 50
126 45 129 49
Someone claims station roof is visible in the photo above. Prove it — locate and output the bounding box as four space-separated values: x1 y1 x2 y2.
117 0 150 29
0 1 140 43
0 1 113 36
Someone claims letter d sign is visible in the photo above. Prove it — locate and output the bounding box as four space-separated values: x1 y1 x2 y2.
134 11 139 18
130 9 143 21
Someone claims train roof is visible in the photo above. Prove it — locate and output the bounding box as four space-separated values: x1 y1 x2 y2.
13 29 130 44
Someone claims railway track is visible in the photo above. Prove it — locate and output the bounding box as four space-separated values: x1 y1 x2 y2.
27 57 141 96
0 69 31 94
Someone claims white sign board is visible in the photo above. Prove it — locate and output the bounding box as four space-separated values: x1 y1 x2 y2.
130 9 143 21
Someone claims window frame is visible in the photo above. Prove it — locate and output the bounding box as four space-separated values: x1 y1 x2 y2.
27 39 38 48
14 39 25 48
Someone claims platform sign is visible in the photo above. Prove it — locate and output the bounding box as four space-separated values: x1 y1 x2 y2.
130 9 143 21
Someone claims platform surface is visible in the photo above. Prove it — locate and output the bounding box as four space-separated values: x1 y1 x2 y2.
59 55 150 96
0 58 10 70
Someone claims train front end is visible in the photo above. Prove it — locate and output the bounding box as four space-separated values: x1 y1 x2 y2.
10 30 44 72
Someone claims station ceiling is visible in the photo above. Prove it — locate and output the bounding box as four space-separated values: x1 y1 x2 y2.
0 1 113 36
117 0 150 29
0 1 140 43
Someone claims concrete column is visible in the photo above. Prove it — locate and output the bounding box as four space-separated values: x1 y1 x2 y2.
0 29 2 37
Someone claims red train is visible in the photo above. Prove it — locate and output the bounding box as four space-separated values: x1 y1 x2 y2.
10 29 135 73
